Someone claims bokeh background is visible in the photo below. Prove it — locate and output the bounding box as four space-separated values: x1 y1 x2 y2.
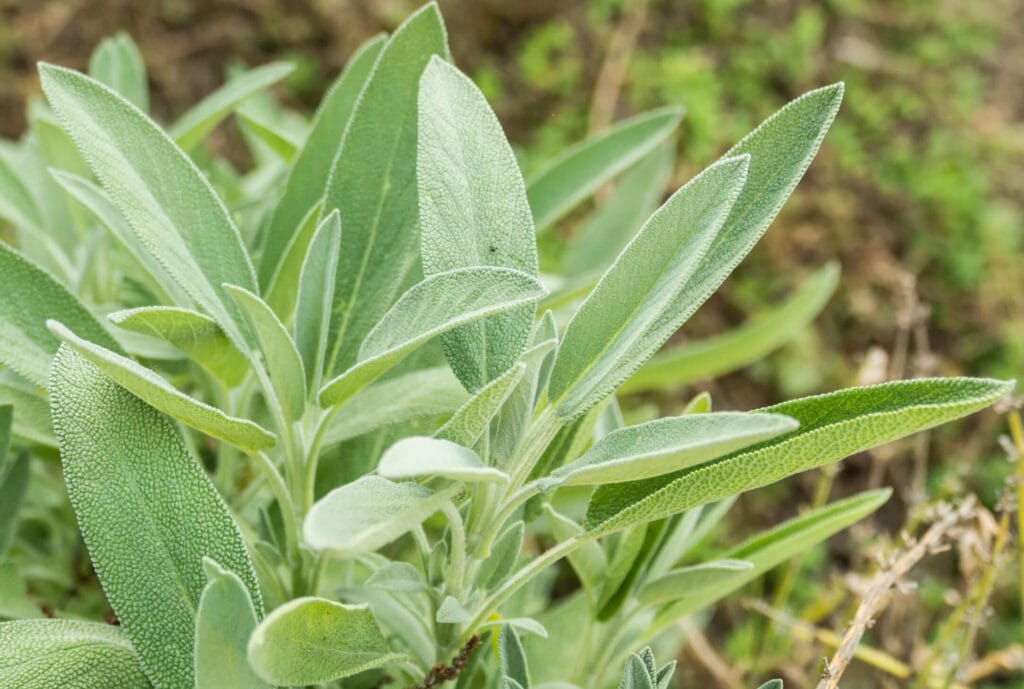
2 0 1023 686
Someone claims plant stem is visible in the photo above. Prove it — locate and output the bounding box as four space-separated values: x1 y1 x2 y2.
442 500 467 597
1007 410 1024 621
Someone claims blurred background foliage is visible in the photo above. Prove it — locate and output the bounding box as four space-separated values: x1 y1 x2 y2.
1 0 1022 685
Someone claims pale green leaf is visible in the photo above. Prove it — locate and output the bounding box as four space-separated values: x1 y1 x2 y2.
500 625 532 689
636 559 753 607
49 346 263 688
264 202 321 319
109 306 248 388
479 520 524 589
548 412 798 486
0 149 45 233
436 362 526 448
527 107 682 231
0 372 54 446
170 62 294 151
437 595 472 623
479 617 547 638
0 242 124 388
618 654 654 689
0 619 152 689
0 451 29 556
50 322 275 452
224 284 306 421
194 558 270 689
39 63 258 347
294 210 341 394
491 337 558 467
547 155 750 420
237 109 301 161
0 405 9 470
418 57 539 391
247 597 401 685
585 378 1011 536
305 476 456 557
318 267 546 409
378 436 508 483
622 263 840 393
544 504 607 605
88 33 148 112
321 5 450 377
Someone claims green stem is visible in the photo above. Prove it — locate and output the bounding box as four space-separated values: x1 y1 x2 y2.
473 481 543 559
442 501 467 597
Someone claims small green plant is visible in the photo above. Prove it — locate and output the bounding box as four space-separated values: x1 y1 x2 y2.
0 4 1012 689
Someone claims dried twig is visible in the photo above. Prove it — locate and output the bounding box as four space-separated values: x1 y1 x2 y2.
407 636 481 689
587 0 649 135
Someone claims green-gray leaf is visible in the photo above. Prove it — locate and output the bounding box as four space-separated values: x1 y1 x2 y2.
0 242 124 388
378 436 508 483
318 267 546 409
585 378 1011 536
0 451 29 556
49 346 263 689
194 558 270 689
435 362 526 448
294 210 341 394
527 107 682 232
88 33 148 112
499 625 531 689
0 619 152 689
418 56 539 392
321 4 449 377
636 559 753 607
50 322 275 452
247 597 402 686
547 155 750 420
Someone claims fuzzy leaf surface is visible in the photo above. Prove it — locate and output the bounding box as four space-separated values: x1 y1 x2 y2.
435 362 526 448
88 33 148 112
378 436 507 483
294 210 341 393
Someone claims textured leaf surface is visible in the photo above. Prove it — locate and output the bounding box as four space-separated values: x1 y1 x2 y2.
248 597 400 685
585 378 1011 535
294 210 341 394
0 451 29 555
0 242 123 388
636 559 753 607
623 263 839 393
39 63 257 346
0 372 54 446
378 436 507 483
480 520 524 589
499 626 532 689
549 412 797 486
490 336 557 467
169 62 293 151
258 34 385 290
50 346 263 689
194 558 269 689
527 107 682 231
435 362 526 448
109 306 247 388
305 476 455 556
548 156 749 420
0 619 151 689
88 33 148 111
318 267 546 408
418 57 539 391
321 5 449 377
51 322 275 452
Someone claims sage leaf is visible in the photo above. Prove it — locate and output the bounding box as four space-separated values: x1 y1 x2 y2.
547 155 750 420
0 405 9 470
294 210 341 394
49 321 275 452
88 33 148 112
305 476 456 557
479 617 547 639
0 143 46 235
247 597 402 686
548 412 798 486
491 337 558 467
480 520 525 589
263 202 321 319
527 107 682 232
318 267 546 409
321 4 450 377
544 505 607 606
0 451 29 556
436 362 526 448
258 33 386 290
437 595 472 623
49 346 263 689
237 108 301 161
0 619 152 689
223 284 307 421
378 436 508 483
499 625 532 689
109 306 248 388
635 559 753 607
194 558 270 689
39 63 258 347
169 62 294 152
418 57 539 391
0 372 54 446
0 242 124 388
585 378 1011 536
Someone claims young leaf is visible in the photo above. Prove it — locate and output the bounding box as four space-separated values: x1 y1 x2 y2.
247 597 402 686
437 595 472 623
39 63 258 347
499 625 532 689
622 263 840 393
194 558 270 689
88 33 148 112
49 346 263 689
635 559 753 607
305 476 457 557
379 436 508 484
544 505 607 605
527 107 683 231
263 202 322 319
320 4 450 378
294 210 341 394
547 155 750 420
480 520 525 589
0 619 151 688
618 653 655 689
318 267 546 409
169 62 294 151
0 452 29 556
223 284 307 421
585 378 1010 536
435 362 526 448
491 337 558 467
50 322 276 452
0 242 124 388
757 681 783 689
109 306 248 388
237 108 302 161
418 56 539 391
0 372 54 446
258 33 386 290
548 412 798 486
